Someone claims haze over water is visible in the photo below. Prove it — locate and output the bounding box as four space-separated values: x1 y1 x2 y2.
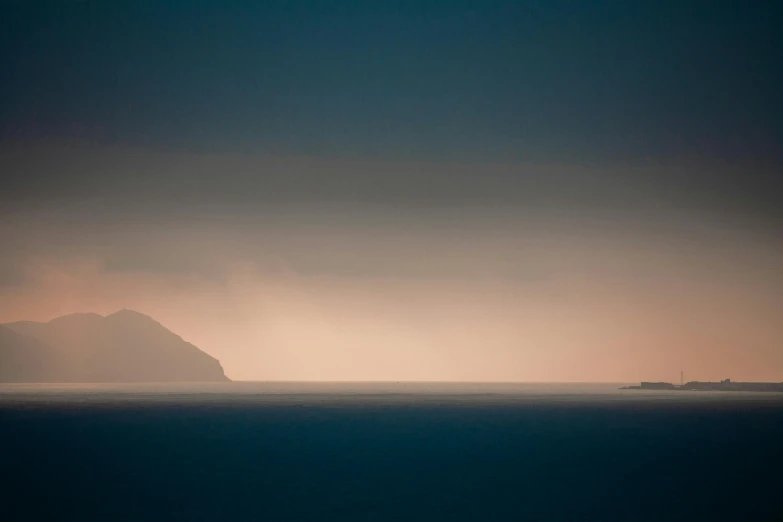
4 381 783 405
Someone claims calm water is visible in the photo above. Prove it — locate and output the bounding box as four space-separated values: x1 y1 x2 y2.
2 382 782 521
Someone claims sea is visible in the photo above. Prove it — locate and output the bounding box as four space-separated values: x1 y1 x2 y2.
1 382 782 521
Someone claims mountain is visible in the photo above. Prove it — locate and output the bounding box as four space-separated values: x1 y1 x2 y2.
0 325 66 382
1 310 229 382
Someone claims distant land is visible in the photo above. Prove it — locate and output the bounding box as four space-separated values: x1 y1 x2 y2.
621 379 783 392
0 310 229 383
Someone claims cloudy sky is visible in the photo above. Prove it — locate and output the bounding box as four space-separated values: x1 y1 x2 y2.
2 1 782 381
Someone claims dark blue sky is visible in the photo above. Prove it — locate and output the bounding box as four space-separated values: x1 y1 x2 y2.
2 0 781 163
2 0 783 240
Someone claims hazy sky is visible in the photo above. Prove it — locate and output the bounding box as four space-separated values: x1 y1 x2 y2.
2 1 782 381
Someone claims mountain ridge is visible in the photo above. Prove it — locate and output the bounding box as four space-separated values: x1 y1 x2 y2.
1 310 229 383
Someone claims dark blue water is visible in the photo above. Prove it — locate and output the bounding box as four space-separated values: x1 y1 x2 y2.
2 383 782 521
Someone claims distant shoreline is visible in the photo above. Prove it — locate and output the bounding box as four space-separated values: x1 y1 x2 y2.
621 380 783 392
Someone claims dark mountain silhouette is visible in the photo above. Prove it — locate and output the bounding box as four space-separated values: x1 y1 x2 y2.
1 310 229 382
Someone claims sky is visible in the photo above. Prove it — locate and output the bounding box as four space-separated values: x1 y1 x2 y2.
1 0 782 382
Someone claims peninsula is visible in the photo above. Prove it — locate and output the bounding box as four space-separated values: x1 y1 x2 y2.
621 379 783 392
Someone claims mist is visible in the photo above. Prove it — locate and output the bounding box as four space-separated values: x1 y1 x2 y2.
2 149 782 382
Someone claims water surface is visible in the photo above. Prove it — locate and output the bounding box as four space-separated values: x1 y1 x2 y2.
2 382 781 521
